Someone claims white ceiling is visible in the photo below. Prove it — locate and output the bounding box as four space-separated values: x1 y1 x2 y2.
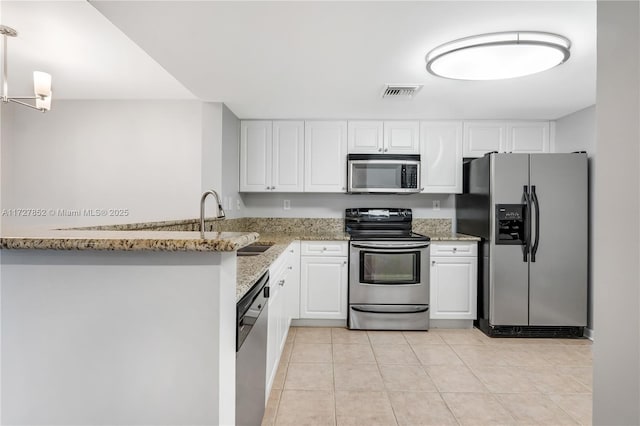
2 1 596 120
0 0 195 100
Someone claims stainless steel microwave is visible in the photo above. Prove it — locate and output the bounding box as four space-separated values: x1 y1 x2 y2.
347 154 421 194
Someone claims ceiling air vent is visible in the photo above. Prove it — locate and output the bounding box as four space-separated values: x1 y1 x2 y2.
381 84 423 98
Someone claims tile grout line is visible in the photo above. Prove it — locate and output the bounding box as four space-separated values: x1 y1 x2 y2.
369 331 401 426
439 333 474 425
331 330 337 426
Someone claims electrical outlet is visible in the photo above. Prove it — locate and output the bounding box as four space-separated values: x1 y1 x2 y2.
433 200 441 211
283 199 291 210
236 199 241 210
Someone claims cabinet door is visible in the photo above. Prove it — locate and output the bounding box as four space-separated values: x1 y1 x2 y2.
430 257 477 320
463 121 506 158
383 121 420 154
420 121 463 193
300 256 348 319
272 121 304 192
348 121 384 153
304 121 347 192
240 121 272 192
506 121 550 153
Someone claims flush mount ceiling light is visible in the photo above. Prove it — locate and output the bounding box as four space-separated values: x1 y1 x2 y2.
425 31 571 81
0 25 52 112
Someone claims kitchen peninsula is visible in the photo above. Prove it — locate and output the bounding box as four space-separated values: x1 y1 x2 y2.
0 226 258 425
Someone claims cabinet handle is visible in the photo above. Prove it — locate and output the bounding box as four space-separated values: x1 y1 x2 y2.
453 247 457 252
384 148 388 152
288 266 293 270
279 279 285 286
432 260 436 266
342 187 346 191
289 249 294 253
343 260 347 265
378 148 382 152
265 186 270 190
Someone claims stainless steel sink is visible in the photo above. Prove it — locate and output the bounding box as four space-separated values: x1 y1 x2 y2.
237 243 274 257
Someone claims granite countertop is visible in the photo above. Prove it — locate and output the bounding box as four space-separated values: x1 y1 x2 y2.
0 229 259 252
235 232 350 301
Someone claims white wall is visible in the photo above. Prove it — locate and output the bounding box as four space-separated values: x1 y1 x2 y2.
201 102 223 198
221 104 243 219
554 105 596 332
200 103 243 220
1 100 203 231
241 192 455 221
593 1 640 424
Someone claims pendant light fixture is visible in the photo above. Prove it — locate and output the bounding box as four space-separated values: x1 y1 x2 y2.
425 31 571 80
1 25 52 112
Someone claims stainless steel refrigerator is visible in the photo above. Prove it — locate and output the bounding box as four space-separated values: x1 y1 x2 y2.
456 152 588 337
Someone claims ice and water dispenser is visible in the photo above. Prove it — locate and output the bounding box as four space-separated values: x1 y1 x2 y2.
495 204 525 245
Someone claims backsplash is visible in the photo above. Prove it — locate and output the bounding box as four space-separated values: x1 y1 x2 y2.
412 218 452 235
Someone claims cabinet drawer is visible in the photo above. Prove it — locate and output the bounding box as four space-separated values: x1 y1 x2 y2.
301 241 348 256
430 242 477 257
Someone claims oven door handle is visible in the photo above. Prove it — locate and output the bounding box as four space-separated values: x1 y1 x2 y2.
350 242 430 250
351 305 429 314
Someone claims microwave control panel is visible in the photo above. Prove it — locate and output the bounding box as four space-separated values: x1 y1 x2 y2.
402 165 419 188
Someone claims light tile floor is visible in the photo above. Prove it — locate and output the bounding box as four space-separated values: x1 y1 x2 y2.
262 327 592 426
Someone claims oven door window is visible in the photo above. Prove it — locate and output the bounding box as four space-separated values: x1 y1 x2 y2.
359 250 420 284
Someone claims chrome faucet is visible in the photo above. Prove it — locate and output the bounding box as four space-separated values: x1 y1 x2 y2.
200 189 226 238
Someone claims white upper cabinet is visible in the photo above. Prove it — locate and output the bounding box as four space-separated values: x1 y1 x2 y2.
304 121 348 192
272 121 304 192
240 120 303 192
506 121 550 153
383 121 420 154
420 121 463 193
347 121 384 153
348 121 419 154
240 121 272 192
463 121 506 158
463 121 551 157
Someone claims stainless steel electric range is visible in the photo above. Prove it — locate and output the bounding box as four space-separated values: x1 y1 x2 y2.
345 208 430 330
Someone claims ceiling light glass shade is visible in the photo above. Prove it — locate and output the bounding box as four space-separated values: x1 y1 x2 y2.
36 93 51 111
33 71 52 97
425 31 571 80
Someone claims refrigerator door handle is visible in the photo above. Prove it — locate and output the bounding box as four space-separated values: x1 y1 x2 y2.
521 185 531 262
531 185 540 262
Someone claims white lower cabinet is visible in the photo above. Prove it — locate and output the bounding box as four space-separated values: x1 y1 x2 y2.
430 242 478 320
266 242 300 399
300 241 348 319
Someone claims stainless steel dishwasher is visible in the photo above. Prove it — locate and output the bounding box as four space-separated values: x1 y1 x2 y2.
236 271 269 426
